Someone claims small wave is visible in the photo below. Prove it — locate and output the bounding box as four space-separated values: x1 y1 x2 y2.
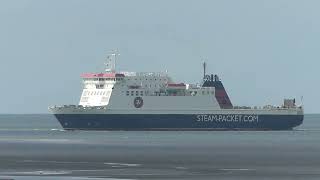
0 128 64 132
295 128 320 131
0 139 78 143
104 162 141 167
50 128 65 131
219 168 255 171
22 160 92 164
6 170 71 175
0 175 134 180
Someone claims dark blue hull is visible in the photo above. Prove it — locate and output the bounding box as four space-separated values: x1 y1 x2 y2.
54 114 304 130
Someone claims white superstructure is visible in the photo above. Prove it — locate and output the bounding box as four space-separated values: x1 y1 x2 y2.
76 50 218 111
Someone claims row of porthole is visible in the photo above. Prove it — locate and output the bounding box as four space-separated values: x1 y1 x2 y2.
126 91 144 96
191 91 215 95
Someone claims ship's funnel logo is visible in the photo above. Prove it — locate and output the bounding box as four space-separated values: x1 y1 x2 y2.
134 97 144 108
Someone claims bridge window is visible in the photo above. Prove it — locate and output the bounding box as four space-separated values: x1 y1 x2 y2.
126 91 129 96
136 91 139 96
131 91 134 96
96 84 104 89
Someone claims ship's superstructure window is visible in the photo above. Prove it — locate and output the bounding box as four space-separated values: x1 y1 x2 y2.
96 84 104 89
80 97 89 102
83 91 88 96
126 91 129 96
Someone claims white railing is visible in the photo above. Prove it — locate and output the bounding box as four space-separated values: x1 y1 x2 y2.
232 105 303 110
49 105 107 110
121 71 168 77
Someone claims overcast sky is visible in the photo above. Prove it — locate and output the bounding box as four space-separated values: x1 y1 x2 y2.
0 0 319 113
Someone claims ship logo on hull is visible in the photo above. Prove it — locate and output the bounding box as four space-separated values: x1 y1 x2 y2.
134 97 144 108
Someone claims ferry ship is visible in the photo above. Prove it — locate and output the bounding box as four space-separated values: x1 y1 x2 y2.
49 51 304 130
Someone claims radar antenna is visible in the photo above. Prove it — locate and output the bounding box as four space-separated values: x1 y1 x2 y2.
105 49 120 73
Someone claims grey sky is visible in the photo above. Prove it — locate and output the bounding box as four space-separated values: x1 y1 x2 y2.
0 0 318 113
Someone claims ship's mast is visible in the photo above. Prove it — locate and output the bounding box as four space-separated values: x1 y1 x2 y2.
105 50 120 73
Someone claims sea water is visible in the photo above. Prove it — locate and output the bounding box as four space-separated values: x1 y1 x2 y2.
0 114 319 180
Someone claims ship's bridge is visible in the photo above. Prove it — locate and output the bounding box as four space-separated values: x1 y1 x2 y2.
81 73 125 81
79 73 125 106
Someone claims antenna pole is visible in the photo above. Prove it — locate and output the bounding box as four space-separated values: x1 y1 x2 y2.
203 62 207 79
113 49 120 72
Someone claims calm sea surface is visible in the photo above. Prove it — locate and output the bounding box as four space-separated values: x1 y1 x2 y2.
0 114 319 180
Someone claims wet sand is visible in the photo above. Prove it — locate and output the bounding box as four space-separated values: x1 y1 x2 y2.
0 132 319 180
